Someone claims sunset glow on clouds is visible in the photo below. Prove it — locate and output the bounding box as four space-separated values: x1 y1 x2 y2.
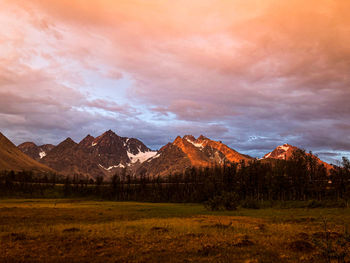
1 0 350 162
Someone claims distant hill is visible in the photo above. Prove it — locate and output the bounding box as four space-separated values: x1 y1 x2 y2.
0 132 55 173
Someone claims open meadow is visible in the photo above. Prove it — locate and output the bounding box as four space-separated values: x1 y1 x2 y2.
0 199 349 263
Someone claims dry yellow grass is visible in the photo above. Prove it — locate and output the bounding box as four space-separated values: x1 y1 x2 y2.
0 199 349 262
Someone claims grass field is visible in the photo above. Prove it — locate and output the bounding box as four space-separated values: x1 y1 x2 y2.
0 199 349 262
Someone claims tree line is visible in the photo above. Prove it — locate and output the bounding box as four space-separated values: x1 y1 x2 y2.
1 149 349 206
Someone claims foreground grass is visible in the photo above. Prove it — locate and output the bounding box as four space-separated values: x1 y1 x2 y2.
0 199 349 262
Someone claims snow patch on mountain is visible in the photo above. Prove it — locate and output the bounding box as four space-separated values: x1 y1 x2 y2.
264 152 272 159
185 138 204 149
127 150 158 163
214 151 224 163
278 153 286 159
92 142 97 146
277 144 290 152
99 163 125 170
39 151 46 159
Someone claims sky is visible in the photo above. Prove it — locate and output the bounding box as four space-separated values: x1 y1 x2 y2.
0 0 350 163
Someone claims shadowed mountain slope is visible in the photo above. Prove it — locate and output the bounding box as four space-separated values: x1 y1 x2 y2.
0 132 55 173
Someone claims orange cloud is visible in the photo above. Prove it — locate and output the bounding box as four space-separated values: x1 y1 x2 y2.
1 0 350 161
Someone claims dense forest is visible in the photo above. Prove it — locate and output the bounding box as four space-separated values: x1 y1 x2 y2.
1 149 350 208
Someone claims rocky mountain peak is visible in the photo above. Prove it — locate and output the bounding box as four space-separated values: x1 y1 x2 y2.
174 135 182 141
18 142 37 148
197 135 208 141
78 134 95 148
18 141 55 160
102 129 118 137
90 130 123 150
93 130 121 144
263 144 297 160
183 135 196 141
39 130 157 178
62 137 76 145
138 134 252 177
262 144 333 171
123 137 151 155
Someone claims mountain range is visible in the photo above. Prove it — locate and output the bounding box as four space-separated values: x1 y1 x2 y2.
35 130 157 179
0 130 333 179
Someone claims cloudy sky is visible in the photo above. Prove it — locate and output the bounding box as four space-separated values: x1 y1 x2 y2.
1 0 349 163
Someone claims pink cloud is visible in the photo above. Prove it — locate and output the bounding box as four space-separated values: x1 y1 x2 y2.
1 0 350 161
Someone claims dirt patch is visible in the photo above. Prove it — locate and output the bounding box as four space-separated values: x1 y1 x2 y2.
8 232 27 241
201 223 233 230
197 244 220 256
62 227 80 233
288 240 314 252
254 224 266 231
234 239 255 247
185 233 207 238
285 217 316 223
295 232 309 240
150 227 169 233
234 236 255 247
